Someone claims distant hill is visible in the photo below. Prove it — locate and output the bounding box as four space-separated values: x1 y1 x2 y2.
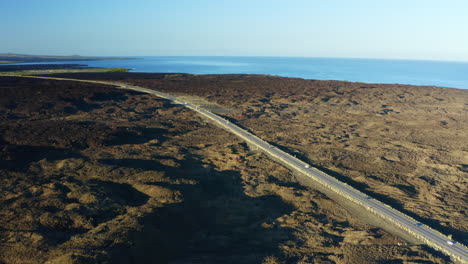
0 53 134 64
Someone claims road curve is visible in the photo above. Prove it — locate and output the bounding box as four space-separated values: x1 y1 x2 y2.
13 76 468 263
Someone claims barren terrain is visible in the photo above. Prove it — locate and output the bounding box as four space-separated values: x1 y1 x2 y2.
0 75 455 263
49 73 468 240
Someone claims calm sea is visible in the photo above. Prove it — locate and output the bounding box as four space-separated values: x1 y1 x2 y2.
14 56 468 89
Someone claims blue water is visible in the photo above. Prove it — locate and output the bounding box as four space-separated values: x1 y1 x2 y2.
13 56 468 89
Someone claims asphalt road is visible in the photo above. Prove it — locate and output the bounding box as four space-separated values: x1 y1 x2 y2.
12 76 468 263
119 83 467 263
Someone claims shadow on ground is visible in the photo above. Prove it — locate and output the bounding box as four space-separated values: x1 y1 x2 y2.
100 152 296 264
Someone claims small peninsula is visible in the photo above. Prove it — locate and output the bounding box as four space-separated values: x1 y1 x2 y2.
0 53 134 64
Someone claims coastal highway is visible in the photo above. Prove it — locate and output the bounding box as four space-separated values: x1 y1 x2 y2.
13 76 468 263
118 83 468 264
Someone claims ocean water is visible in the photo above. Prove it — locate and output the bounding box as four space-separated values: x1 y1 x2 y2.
13 56 468 89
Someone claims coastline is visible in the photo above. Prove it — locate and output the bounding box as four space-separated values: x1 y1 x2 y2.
5 56 467 90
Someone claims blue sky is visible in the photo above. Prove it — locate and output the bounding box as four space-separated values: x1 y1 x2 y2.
1 0 467 61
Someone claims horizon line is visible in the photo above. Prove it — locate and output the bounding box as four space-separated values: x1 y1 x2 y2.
2 52 468 64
